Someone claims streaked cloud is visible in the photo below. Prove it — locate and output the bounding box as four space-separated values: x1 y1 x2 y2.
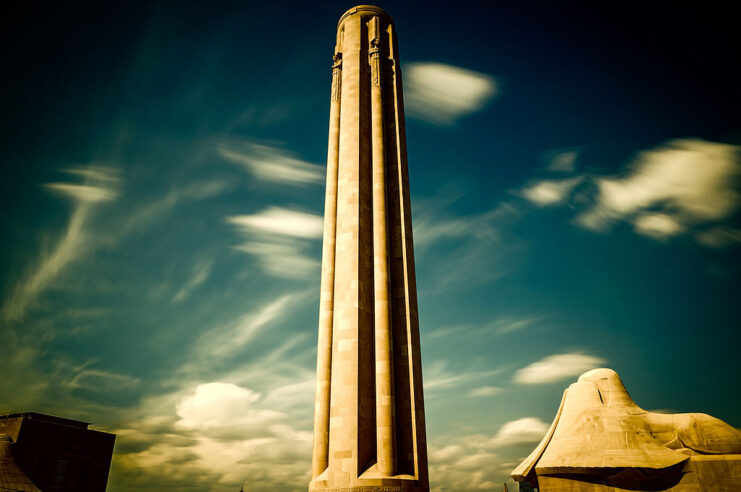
228 207 322 279
520 176 583 206
44 183 118 202
491 315 545 336
426 315 546 341
2 166 120 322
513 352 606 384
218 141 324 186
44 166 120 202
172 260 213 303
695 226 741 248
545 149 579 173
468 386 502 397
120 178 234 235
228 207 323 239
195 293 300 361
234 240 319 279
490 417 549 447
413 194 520 291
404 62 497 125
576 139 740 240
69 368 140 391
423 359 506 394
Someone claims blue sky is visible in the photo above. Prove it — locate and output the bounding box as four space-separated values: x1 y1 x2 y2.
2 1 740 491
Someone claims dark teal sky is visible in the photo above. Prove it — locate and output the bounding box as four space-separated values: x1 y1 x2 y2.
2 2 740 491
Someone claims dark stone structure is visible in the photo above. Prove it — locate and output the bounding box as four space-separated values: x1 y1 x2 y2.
0 412 115 491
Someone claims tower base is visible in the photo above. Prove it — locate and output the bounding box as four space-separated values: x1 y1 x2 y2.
309 465 429 492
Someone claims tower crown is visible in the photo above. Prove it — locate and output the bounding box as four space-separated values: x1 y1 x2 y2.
338 5 392 26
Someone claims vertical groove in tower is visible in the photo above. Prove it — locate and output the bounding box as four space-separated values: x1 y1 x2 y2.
310 6 429 492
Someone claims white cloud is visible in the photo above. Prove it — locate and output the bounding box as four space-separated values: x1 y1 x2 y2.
228 207 322 279
113 380 312 490
404 62 497 125
520 176 583 206
172 260 213 303
61 165 120 182
695 226 741 248
196 293 300 361
120 178 234 235
44 183 118 202
413 196 520 292
513 352 606 384
426 315 545 342
430 444 465 462
491 315 545 336
218 141 324 186
175 382 283 431
427 433 524 491
546 150 579 173
69 368 140 390
423 359 506 395
468 386 502 397
632 213 684 239
227 207 323 239
44 166 120 203
576 139 740 239
234 240 319 279
490 417 549 447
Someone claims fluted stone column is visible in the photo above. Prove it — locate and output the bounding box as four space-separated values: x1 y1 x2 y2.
311 47 342 479
310 6 429 492
309 5 429 492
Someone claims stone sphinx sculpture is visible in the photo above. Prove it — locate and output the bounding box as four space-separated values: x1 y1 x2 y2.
512 368 741 491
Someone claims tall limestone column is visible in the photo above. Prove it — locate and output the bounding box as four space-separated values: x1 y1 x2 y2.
310 5 429 492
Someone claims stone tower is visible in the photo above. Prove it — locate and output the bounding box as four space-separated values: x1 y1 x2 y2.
310 5 429 492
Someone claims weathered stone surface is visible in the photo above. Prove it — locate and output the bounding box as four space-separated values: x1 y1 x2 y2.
310 5 429 492
0 434 40 492
512 368 741 491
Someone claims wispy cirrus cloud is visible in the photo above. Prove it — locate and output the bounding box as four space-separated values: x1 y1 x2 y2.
172 260 213 303
468 386 502 397
68 367 140 391
695 225 741 248
426 314 546 341
44 183 118 203
545 149 579 173
413 193 520 291
423 359 506 395
2 166 121 322
404 62 497 125
218 141 324 187
227 207 323 239
193 293 301 362
227 207 322 279
513 352 606 384
119 178 234 235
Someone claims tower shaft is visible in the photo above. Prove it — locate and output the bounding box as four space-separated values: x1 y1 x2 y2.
310 6 429 492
